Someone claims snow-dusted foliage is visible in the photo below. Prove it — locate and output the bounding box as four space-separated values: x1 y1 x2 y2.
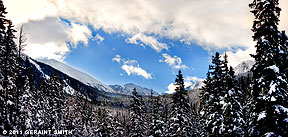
249 0 288 136
200 53 246 136
222 67 245 136
200 52 226 136
129 88 147 137
148 96 166 137
168 70 196 136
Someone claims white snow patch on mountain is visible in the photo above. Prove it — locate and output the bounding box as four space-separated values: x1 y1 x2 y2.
110 83 159 96
29 58 50 79
234 60 254 75
37 59 116 93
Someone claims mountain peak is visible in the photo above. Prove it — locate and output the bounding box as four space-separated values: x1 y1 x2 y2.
234 60 254 75
110 83 159 96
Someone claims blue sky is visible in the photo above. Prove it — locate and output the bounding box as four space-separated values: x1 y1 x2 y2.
64 26 211 93
4 0 288 93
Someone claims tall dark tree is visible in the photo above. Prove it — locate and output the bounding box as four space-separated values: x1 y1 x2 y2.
200 52 226 136
2 20 18 131
222 67 245 136
129 88 147 137
18 57 36 130
0 0 8 134
249 0 288 136
47 72 65 130
148 96 165 137
168 70 195 136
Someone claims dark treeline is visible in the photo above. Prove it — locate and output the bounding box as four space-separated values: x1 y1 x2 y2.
0 0 288 136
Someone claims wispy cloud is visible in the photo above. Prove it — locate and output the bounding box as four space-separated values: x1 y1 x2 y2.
112 55 152 79
93 34 104 44
126 33 169 52
159 53 187 69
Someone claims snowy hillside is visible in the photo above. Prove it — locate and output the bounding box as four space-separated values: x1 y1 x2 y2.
110 83 160 96
234 60 254 75
37 59 116 93
186 80 205 91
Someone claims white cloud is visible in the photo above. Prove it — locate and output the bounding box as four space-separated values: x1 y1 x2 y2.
3 0 288 61
112 55 152 79
121 65 152 79
224 47 255 67
112 55 122 64
166 83 176 94
126 33 168 52
70 23 92 46
16 17 92 61
159 53 188 69
48 0 287 49
165 76 204 94
3 0 58 24
93 34 104 44
24 42 69 61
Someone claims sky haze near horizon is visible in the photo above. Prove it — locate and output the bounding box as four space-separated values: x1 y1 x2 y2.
3 0 288 93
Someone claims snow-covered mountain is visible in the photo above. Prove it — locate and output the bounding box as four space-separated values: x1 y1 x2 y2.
37 59 116 93
234 60 254 75
186 80 205 91
109 83 160 96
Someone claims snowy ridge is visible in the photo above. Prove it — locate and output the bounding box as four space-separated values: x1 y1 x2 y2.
234 60 254 75
110 83 159 96
37 59 116 93
29 58 50 79
186 80 204 91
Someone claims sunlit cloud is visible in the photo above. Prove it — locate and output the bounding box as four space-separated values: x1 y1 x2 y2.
112 55 152 79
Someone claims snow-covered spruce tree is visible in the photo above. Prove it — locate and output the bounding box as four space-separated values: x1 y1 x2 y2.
94 105 111 137
129 88 147 137
148 96 165 137
249 0 288 136
109 112 125 137
200 52 226 136
168 70 195 137
35 77 49 129
0 0 8 133
18 57 36 130
2 20 18 131
47 72 65 130
69 89 86 136
222 66 245 136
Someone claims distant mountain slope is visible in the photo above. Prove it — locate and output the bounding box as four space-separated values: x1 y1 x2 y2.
37 59 116 93
186 80 205 91
234 60 254 75
110 83 160 96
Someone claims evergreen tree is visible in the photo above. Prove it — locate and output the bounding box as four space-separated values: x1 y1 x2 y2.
94 105 111 137
2 20 18 131
148 96 165 137
222 66 245 136
200 52 226 136
18 57 36 130
249 0 288 136
47 72 65 130
0 0 8 134
168 70 194 137
129 88 147 137
109 112 125 137
36 77 49 129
